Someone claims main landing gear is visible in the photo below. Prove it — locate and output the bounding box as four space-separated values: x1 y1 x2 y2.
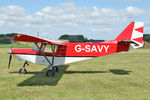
19 61 29 74
46 66 59 77
35 43 58 77
18 61 59 77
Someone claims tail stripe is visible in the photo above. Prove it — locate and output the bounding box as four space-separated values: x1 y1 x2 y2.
133 22 144 29
132 37 143 44
131 22 144 44
131 29 143 39
135 27 144 33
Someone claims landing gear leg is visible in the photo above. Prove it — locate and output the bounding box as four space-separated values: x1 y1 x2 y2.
19 61 29 74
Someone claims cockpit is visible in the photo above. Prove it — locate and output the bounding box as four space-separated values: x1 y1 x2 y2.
32 43 57 54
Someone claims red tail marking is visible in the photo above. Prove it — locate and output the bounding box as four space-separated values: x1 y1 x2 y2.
133 37 143 43
115 22 134 41
135 27 143 33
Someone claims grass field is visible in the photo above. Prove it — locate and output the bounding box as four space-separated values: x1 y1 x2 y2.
0 46 150 100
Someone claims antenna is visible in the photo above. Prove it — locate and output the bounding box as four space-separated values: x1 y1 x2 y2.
37 32 39 37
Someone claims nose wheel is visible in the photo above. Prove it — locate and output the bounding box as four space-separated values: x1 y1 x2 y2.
18 61 28 74
46 66 59 77
19 68 27 74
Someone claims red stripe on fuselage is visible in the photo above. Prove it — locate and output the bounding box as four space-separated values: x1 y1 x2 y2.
61 42 118 57
11 42 129 57
11 49 39 55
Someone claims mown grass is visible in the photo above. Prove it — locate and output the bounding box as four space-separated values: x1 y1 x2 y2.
0 46 150 100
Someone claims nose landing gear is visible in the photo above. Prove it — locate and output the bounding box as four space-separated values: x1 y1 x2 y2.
19 61 29 74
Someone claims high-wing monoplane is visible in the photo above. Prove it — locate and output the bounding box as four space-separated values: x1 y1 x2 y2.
8 22 144 77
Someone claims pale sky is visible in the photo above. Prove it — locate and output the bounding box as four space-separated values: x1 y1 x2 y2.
0 0 149 40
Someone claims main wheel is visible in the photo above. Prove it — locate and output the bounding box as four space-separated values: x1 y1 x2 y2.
53 66 59 72
46 70 54 77
19 68 27 74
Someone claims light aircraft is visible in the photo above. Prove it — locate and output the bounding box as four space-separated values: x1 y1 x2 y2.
8 22 144 77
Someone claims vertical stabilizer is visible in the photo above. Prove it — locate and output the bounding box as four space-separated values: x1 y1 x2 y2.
115 22 144 49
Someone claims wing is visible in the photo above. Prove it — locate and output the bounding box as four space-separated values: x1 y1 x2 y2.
13 34 65 45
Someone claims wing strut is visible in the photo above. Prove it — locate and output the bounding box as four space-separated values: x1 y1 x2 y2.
35 43 58 77
51 45 56 66
35 43 53 67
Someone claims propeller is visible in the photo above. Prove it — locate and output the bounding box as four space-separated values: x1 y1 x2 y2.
8 45 13 69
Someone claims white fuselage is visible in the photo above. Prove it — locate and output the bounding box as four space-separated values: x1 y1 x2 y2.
14 54 93 66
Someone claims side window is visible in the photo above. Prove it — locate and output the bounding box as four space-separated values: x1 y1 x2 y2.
44 45 52 53
43 44 57 53
32 43 42 53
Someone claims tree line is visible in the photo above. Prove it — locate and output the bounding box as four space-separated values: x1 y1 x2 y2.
0 33 17 44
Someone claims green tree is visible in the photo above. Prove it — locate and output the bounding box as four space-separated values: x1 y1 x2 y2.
59 34 70 40
59 34 90 42
143 34 150 42
5 33 18 37
0 37 11 44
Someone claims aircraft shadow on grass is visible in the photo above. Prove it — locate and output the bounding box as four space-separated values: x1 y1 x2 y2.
10 65 132 86
16 65 69 86
109 69 132 75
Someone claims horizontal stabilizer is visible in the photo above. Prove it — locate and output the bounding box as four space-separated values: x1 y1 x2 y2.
121 40 139 45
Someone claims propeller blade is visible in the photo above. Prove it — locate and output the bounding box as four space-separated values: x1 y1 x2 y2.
8 54 12 69
8 44 13 69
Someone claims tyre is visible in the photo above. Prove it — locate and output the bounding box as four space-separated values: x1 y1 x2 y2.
19 68 27 74
46 70 54 77
53 66 59 72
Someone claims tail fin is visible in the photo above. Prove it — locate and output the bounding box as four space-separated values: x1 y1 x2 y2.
115 22 144 49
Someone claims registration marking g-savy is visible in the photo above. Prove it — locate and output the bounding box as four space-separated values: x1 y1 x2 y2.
75 45 110 53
